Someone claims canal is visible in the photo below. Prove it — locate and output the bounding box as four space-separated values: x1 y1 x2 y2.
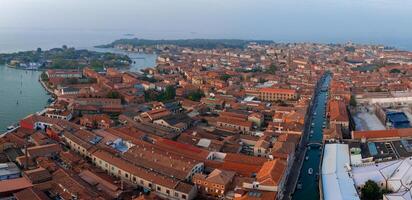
292 73 331 200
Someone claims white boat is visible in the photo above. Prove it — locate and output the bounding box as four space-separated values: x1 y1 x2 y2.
308 168 313 175
305 156 309 160
6 126 15 131
310 130 314 134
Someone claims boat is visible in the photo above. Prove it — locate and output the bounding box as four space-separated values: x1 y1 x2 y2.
7 126 15 131
305 156 309 160
297 183 303 190
310 130 314 134
309 134 313 138
308 168 313 175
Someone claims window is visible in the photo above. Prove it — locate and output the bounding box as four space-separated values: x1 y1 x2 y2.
140 180 144 185
166 190 170 195
175 192 179 197
181 194 186 199
125 173 129 178
157 186 161 191
133 177 136 182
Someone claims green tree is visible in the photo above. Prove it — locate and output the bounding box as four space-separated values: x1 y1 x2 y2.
107 91 120 99
220 74 231 81
40 72 49 82
163 85 176 101
266 64 277 74
187 90 205 102
361 180 381 200
350 95 357 107
389 68 401 73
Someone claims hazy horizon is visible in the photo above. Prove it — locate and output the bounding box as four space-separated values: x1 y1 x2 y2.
1 0 412 50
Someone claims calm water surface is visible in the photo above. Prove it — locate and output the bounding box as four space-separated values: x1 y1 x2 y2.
0 65 49 131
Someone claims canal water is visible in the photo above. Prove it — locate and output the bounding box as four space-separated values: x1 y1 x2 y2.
292 74 331 200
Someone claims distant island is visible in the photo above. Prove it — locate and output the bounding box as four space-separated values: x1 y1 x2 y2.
96 38 274 50
0 45 132 71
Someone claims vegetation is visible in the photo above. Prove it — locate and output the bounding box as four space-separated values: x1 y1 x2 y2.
40 71 49 82
265 64 277 74
0 46 131 71
186 90 205 102
361 180 390 200
96 38 274 49
220 74 232 81
107 91 121 99
144 86 176 102
350 95 357 107
389 68 401 73
361 180 381 200
139 76 158 83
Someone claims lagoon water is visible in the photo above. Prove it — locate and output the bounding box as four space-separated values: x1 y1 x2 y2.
0 29 156 131
0 65 49 131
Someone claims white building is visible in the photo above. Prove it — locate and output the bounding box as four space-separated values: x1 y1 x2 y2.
321 143 360 200
352 157 412 200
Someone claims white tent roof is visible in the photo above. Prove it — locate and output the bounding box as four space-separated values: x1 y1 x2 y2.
322 144 360 200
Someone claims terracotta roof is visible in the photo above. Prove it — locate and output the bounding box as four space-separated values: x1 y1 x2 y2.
256 159 286 186
13 188 50 200
23 167 52 184
328 100 349 122
27 143 61 158
0 177 33 193
352 128 412 139
204 169 235 185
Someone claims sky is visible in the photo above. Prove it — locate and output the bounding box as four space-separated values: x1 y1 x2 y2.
1 0 412 47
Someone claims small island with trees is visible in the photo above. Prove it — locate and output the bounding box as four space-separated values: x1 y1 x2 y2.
96 38 274 53
0 45 132 71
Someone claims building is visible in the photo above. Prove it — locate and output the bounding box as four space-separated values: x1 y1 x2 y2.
0 162 21 180
91 150 198 200
153 113 192 132
80 114 114 129
258 88 298 102
46 69 82 78
351 157 412 200
216 117 253 134
386 111 411 129
193 169 235 197
321 144 360 200
328 99 349 128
